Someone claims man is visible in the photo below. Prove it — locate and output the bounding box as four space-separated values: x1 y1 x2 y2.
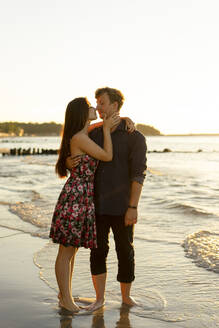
69 87 147 311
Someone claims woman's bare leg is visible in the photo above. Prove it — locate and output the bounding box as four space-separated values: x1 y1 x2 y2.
55 244 79 312
58 248 78 303
69 248 78 298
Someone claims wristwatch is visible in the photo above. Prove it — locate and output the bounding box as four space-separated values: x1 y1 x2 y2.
128 205 137 209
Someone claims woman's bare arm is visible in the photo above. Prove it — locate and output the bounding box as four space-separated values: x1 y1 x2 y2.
88 117 135 133
71 113 120 162
71 132 112 161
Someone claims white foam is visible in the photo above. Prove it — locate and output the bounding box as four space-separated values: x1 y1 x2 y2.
182 230 219 273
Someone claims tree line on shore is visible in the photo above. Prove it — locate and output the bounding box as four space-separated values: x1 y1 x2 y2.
0 122 62 136
0 122 161 136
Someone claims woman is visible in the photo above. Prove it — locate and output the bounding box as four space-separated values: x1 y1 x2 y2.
49 97 119 313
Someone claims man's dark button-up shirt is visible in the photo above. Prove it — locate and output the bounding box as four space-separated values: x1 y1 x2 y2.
89 120 147 216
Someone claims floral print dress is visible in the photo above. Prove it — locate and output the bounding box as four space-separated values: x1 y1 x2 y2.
49 154 98 248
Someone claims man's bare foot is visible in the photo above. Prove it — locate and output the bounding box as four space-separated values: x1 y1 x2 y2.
83 299 105 312
122 296 138 307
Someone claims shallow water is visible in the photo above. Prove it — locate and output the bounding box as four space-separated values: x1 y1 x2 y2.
0 136 219 327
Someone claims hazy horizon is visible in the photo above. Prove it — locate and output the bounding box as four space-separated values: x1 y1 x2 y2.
1 0 219 134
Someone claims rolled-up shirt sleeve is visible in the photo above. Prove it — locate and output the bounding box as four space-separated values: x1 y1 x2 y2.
129 132 147 185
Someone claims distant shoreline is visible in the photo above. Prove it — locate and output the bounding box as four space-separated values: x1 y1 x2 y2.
1 133 219 138
1 122 218 137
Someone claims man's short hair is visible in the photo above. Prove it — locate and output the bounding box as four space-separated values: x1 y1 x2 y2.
95 87 125 110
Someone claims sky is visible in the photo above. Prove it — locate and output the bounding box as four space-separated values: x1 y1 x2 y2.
1 0 219 134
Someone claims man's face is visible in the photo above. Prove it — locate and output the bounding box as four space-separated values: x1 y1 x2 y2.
96 93 118 119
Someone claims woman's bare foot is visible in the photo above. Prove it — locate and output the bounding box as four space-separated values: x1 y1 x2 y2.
60 303 79 313
122 296 138 307
58 293 64 308
58 292 80 312
59 296 80 313
58 293 62 304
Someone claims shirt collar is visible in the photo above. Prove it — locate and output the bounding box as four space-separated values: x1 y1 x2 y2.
114 119 126 132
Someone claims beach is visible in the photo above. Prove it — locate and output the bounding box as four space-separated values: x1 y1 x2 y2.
1 226 218 327
0 228 57 328
0 229 171 328
0 135 219 327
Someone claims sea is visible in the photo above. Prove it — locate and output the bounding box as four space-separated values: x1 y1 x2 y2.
0 135 219 327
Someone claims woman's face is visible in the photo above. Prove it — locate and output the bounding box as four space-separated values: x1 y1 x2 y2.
88 106 97 121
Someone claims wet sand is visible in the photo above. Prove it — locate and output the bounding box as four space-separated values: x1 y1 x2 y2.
0 228 58 328
0 227 179 328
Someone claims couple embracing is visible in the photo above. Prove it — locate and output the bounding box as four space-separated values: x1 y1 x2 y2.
49 87 147 313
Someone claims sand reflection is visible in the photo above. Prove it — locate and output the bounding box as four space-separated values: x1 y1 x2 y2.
59 304 132 328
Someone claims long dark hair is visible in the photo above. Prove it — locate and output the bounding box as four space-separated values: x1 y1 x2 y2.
56 97 90 177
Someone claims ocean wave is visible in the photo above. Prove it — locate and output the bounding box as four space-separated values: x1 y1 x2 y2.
31 229 50 239
31 190 41 201
0 220 49 239
21 157 55 166
182 230 219 273
9 200 51 228
149 198 169 205
0 172 17 178
135 235 180 246
0 223 34 235
0 188 41 203
167 202 218 218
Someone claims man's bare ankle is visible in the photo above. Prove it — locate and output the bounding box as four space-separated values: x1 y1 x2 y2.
122 296 138 306
96 297 105 303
